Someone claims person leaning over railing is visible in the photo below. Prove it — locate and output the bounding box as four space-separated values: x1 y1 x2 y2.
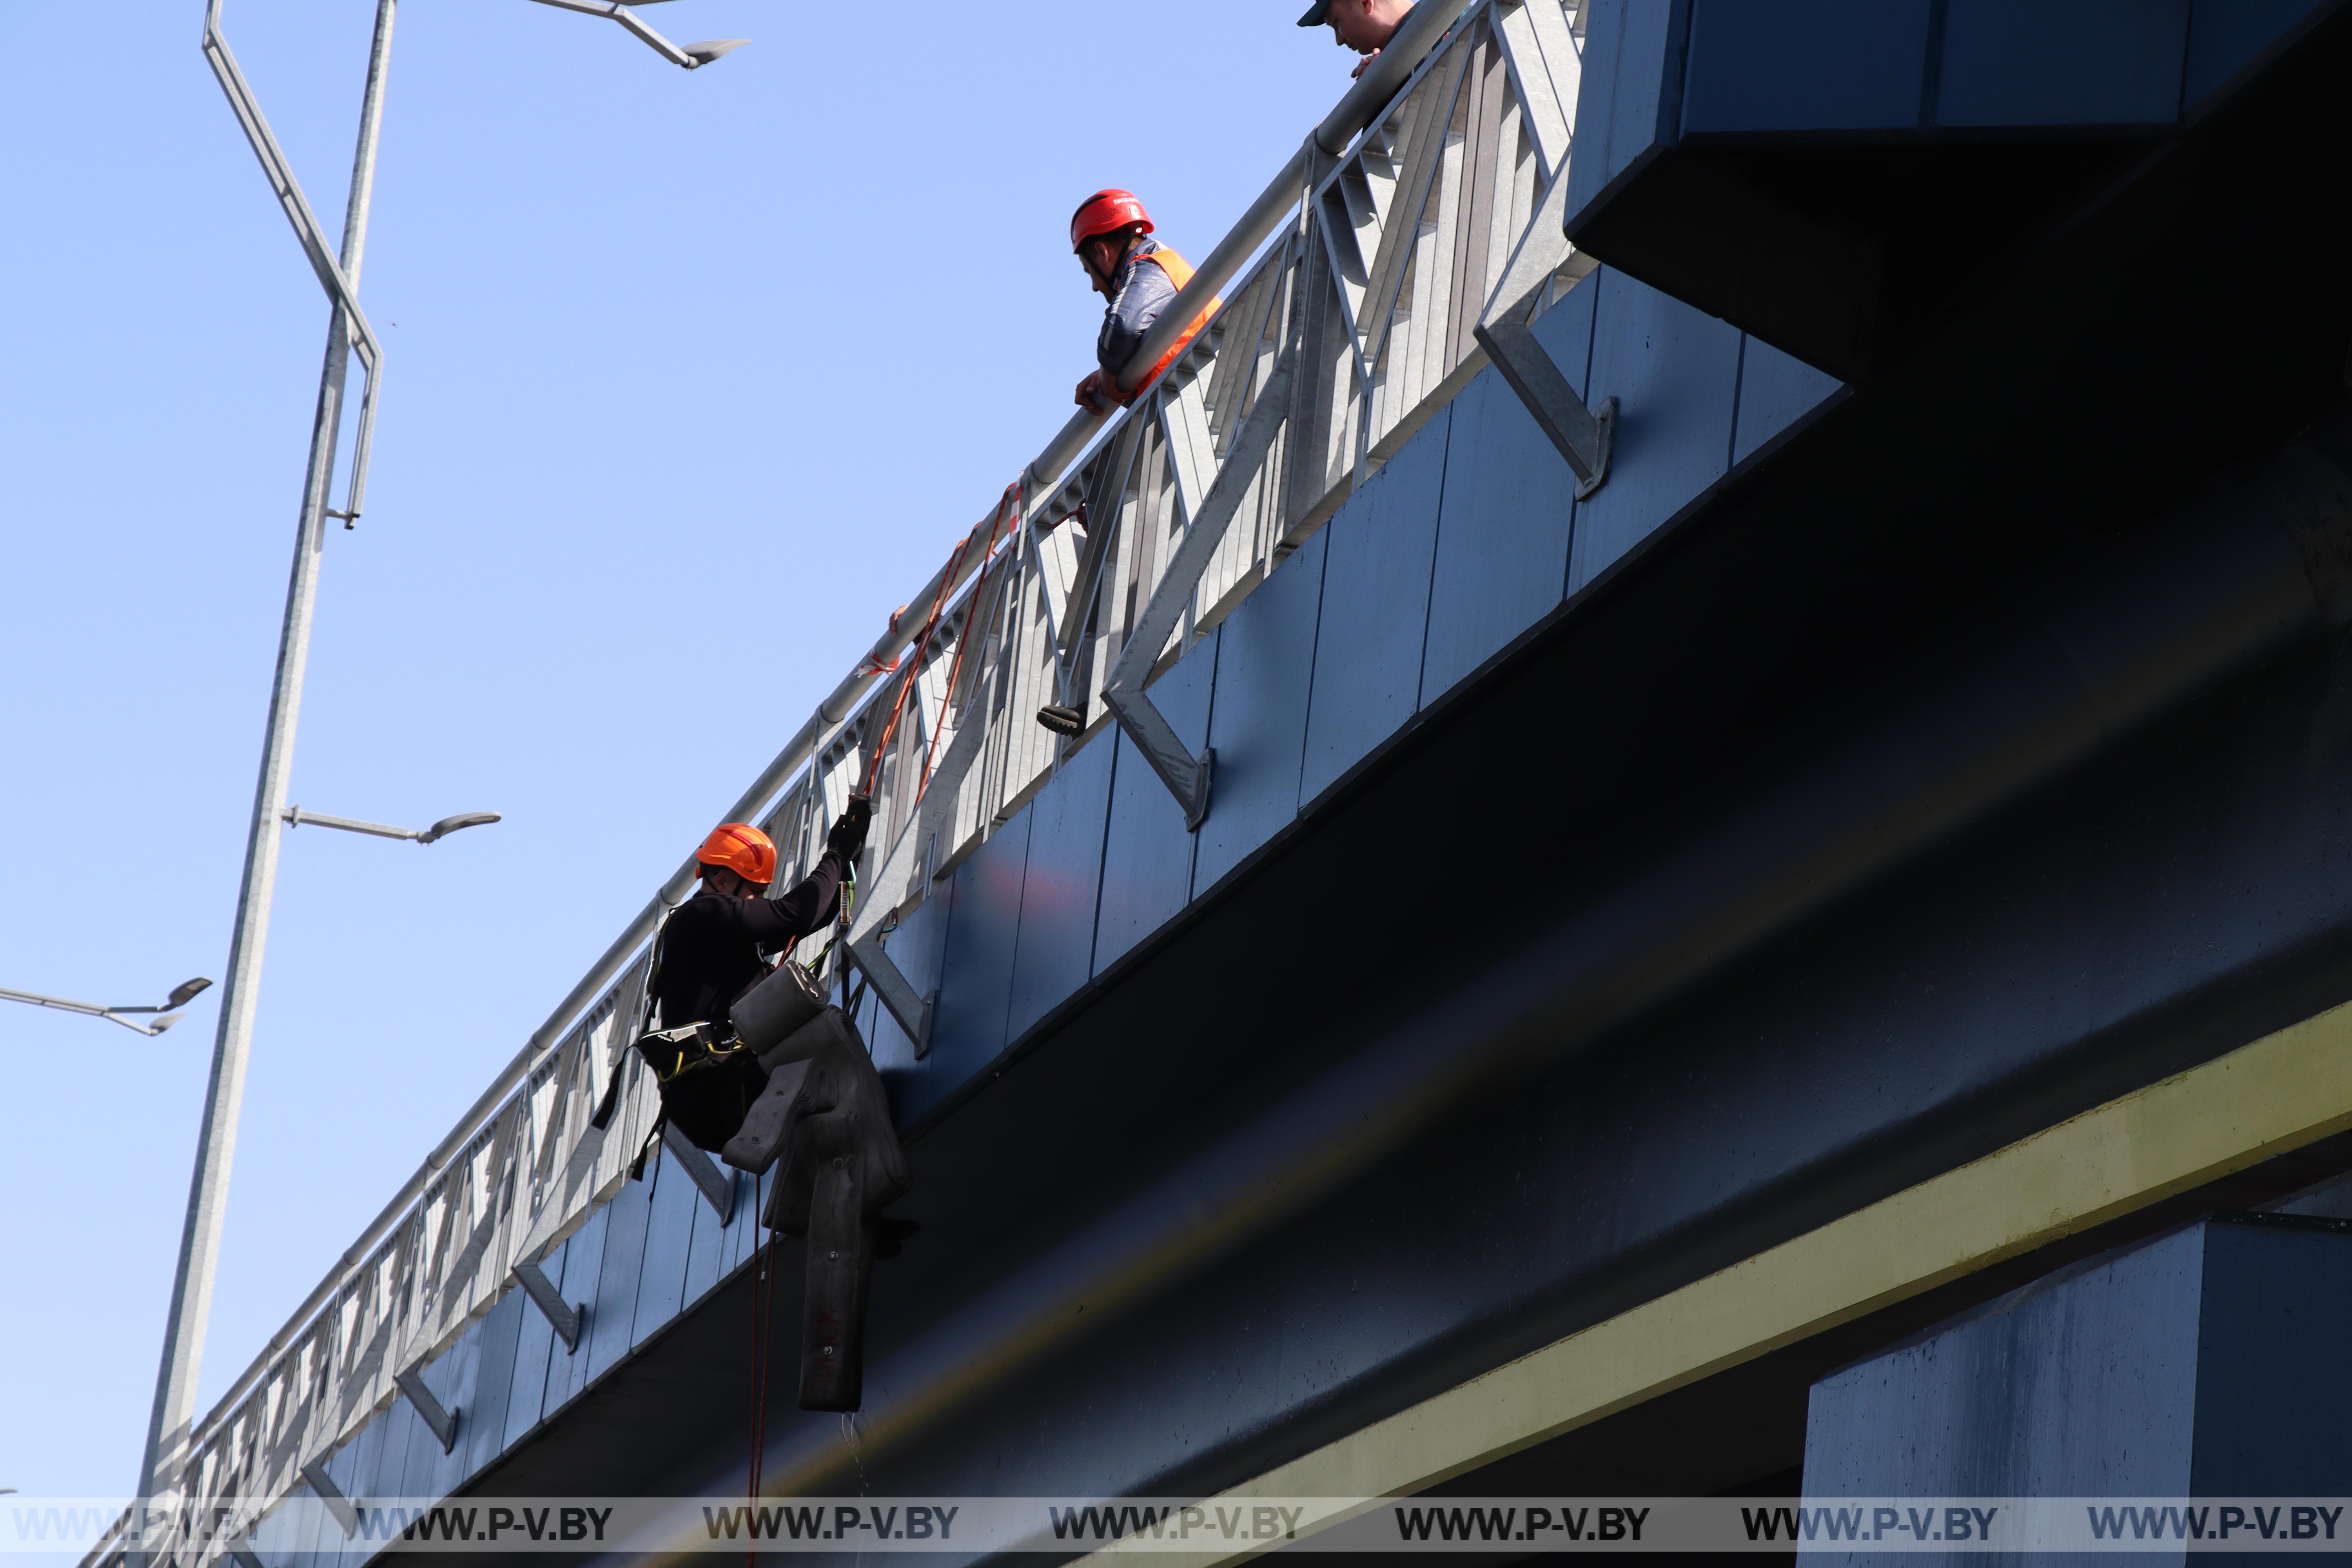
1299 0 1415 78
1070 189 1220 417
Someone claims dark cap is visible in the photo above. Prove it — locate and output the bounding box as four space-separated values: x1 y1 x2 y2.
1296 0 1333 24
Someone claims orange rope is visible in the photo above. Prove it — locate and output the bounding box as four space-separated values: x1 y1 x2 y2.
915 482 1023 806
860 482 1026 800
860 535 973 795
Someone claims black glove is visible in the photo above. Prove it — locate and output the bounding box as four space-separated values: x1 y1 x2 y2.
826 793 873 861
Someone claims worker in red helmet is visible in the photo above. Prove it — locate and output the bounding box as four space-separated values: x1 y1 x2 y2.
651 801 871 1037
1070 189 1223 415
1298 0 1414 77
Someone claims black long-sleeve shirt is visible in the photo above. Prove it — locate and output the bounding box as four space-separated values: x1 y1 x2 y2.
652 851 848 1032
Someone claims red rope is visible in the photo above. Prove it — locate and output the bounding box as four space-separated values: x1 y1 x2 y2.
861 538 973 795
746 1227 778 1560
915 482 1023 806
860 483 1026 798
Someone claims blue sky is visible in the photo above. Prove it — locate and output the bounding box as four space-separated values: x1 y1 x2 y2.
0 0 1354 1498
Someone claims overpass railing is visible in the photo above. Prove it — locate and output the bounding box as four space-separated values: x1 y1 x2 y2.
132 2 1590 1560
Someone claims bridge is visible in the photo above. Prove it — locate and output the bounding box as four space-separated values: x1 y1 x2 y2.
105 0 2352 1561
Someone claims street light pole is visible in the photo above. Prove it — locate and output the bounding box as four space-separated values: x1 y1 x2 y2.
137 0 398 1519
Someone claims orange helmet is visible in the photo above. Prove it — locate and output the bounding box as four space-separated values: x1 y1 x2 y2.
1070 189 1153 252
695 822 776 886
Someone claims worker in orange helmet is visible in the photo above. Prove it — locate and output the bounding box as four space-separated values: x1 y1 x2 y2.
651 801 871 1038
1070 189 1222 416
1298 0 1415 78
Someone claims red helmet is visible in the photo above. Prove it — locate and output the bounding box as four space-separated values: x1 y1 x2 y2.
1070 189 1153 253
695 822 776 886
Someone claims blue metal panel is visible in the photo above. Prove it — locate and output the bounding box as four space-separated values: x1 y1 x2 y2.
2184 0 2327 109
541 1207 608 1414
632 1145 697 1347
1805 1226 2205 1514
398 1330 475 1499
871 887 953 1122
1094 640 1218 973
1007 736 1115 1040
350 1396 413 1503
681 1162 735 1309
1682 0 1929 135
1563 0 1683 230
722 1165 773 1276
1195 529 1329 894
1298 410 1449 806
1422 367 1576 706
929 809 1032 1084
1937 0 2190 129
1807 1220 2352 1535
323 1416 371 1498
1731 336 1844 467
2189 1223 2352 1495
503 1233 563 1439
1568 269 1742 595
461 1291 524 1473
583 1167 653 1384
270 1473 323 1568
1529 257 1601 377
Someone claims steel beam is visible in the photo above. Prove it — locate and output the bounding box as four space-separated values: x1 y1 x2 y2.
845 935 936 1058
391 1368 457 1454
660 1121 737 1224
1099 352 1296 829
1474 314 1613 497
295 1460 356 1539
513 1258 583 1354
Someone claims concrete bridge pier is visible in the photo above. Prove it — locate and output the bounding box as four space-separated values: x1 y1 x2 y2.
1806 1206 2352 1567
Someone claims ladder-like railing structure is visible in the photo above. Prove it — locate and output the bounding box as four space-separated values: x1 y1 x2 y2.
122 4 1593 1561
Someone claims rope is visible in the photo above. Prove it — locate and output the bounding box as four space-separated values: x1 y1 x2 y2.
915 481 1023 807
860 535 975 797
860 481 1028 801
746 1225 779 1549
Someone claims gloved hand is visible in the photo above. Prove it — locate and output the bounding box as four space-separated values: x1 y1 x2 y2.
827 793 873 861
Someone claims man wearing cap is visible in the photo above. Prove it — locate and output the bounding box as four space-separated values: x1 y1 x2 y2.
1300 0 1415 77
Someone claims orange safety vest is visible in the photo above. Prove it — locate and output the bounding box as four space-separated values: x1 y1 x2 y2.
1125 247 1223 400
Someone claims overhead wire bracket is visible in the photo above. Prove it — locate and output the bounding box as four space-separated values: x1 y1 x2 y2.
201 0 386 525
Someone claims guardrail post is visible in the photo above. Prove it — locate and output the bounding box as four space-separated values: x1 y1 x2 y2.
846 936 936 1058
295 1460 358 1538
660 1122 737 1224
1472 316 1614 499
391 1368 457 1454
1099 351 1298 831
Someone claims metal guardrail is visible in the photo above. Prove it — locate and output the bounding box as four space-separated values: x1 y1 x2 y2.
129 4 1592 1561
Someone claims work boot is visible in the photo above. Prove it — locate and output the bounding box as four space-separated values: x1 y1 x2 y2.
1036 702 1085 736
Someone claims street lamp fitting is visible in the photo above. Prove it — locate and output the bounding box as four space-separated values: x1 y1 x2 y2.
281 806 502 844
